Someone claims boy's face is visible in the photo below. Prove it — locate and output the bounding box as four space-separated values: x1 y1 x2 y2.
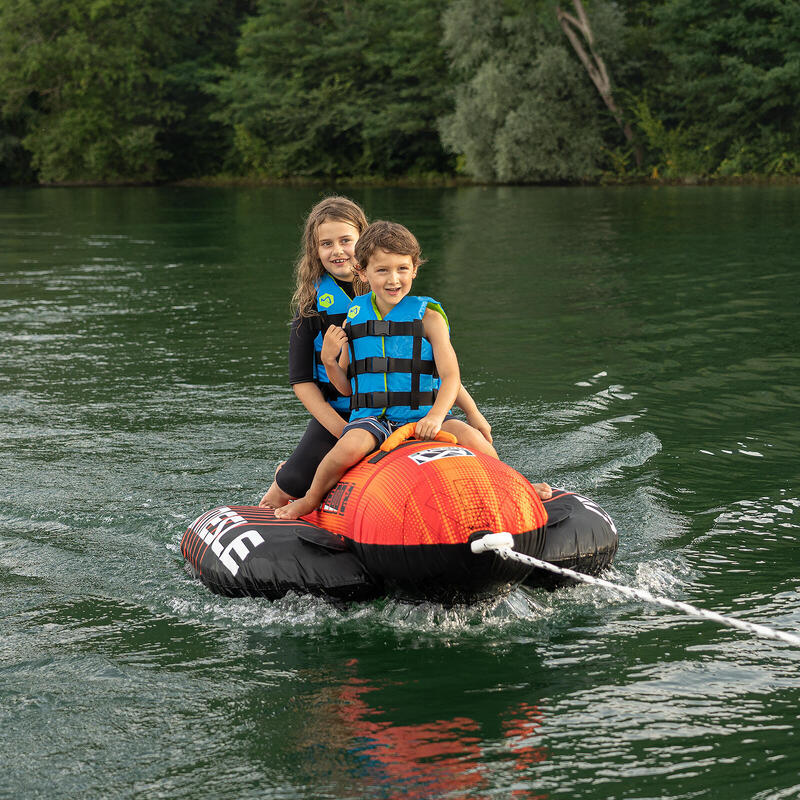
360 248 417 316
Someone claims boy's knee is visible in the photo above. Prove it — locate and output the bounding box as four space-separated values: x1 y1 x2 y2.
468 436 497 457
446 420 497 457
336 429 377 462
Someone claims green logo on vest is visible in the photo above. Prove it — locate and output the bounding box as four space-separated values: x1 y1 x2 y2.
319 293 334 308
347 306 360 319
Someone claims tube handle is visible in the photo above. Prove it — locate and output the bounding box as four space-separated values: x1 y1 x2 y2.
380 422 458 452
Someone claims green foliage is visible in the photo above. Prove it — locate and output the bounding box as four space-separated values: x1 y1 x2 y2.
438 0 629 183
1 0 799 184
629 94 715 177
212 0 453 178
0 0 252 183
156 1 257 180
648 0 800 176
0 0 169 182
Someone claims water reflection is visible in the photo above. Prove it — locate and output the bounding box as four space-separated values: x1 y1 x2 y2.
298 656 550 799
338 675 488 798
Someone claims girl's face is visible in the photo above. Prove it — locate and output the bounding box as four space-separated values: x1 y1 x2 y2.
317 219 359 282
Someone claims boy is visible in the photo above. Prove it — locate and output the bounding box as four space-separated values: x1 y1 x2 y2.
276 221 547 520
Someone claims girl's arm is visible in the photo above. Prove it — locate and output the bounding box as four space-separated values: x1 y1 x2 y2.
416 310 461 440
454 385 492 443
288 315 346 438
320 325 352 397
292 382 346 438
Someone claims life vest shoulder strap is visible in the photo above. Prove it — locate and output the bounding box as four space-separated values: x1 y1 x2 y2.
311 310 348 360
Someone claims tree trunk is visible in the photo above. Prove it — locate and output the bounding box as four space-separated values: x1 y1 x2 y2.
556 0 641 167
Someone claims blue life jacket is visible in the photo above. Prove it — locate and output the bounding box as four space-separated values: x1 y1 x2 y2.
311 273 353 413
345 293 449 423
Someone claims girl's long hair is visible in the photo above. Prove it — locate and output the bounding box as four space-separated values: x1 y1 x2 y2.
291 196 369 317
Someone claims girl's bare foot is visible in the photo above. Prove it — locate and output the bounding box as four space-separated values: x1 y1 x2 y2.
258 462 293 508
259 481 294 508
532 482 552 500
274 495 318 520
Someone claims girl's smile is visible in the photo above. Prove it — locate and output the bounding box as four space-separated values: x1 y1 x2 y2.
317 220 359 281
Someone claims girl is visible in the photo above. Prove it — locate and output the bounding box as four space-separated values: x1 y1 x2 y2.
260 196 493 508
259 196 367 507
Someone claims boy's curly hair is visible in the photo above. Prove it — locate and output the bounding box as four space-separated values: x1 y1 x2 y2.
354 220 427 275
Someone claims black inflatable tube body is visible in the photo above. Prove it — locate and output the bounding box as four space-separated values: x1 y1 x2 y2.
181 490 617 603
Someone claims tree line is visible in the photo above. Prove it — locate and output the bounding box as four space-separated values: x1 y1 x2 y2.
1 0 798 186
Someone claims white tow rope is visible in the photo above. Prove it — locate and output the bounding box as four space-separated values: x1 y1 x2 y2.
471 533 800 647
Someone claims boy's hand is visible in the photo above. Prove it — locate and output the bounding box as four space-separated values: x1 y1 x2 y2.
415 413 444 440
321 325 348 365
466 410 492 443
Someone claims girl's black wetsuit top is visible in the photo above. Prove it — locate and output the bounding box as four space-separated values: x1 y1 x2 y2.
276 277 354 497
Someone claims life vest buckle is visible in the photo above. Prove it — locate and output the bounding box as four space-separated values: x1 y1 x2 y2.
367 320 391 337
354 391 389 409
365 357 389 372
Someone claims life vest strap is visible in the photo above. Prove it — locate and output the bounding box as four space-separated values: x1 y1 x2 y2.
318 381 342 401
309 310 348 336
348 319 421 338
347 356 436 378
351 390 438 411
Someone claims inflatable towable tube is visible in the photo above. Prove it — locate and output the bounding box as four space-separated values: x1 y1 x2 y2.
181 424 618 604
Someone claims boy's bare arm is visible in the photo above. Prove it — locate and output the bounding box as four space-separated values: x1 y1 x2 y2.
416 310 460 439
320 325 352 396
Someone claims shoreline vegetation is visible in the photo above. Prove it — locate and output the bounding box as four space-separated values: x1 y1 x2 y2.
159 174 800 189
17 173 800 190
2 1 798 189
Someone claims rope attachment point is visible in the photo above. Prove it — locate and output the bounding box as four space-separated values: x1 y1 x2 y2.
470 532 514 555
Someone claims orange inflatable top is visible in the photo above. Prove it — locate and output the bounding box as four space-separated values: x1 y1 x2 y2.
304 423 548 548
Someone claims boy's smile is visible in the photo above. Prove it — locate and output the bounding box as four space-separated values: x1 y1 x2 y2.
317 220 359 281
360 248 417 316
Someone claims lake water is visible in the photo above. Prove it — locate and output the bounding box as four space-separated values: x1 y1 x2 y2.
1 185 799 799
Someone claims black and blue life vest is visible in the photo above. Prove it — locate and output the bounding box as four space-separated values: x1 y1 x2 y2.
345 293 448 423
311 273 353 413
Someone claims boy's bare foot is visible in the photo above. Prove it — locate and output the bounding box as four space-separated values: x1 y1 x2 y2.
274 495 318 520
531 482 552 500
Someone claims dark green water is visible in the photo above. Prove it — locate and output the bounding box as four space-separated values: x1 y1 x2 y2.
2 185 799 799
